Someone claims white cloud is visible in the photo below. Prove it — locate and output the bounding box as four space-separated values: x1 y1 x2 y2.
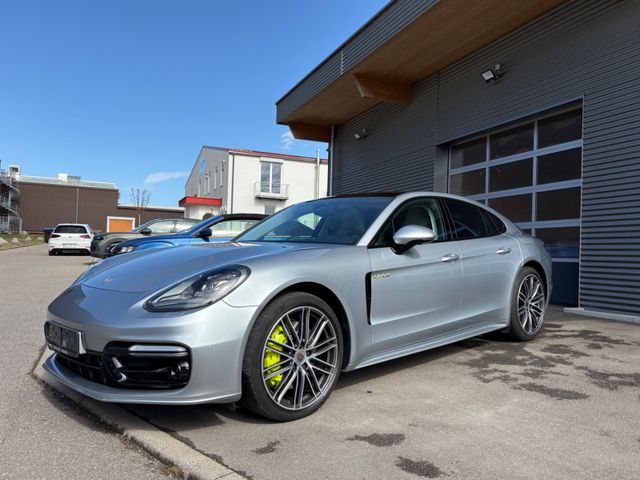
143 170 190 185
280 130 295 150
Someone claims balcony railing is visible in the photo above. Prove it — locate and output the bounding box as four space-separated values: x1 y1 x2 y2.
254 182 289 200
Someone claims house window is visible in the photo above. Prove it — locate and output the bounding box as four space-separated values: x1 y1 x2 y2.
205 174 210 194
260 162 282 194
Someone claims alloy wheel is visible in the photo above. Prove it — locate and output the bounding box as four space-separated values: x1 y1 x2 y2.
261 305 339 411
517 273 545 334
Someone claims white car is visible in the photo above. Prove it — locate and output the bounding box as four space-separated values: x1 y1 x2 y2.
49 224 94 256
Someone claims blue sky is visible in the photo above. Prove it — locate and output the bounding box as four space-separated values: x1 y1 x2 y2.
0 0 387 205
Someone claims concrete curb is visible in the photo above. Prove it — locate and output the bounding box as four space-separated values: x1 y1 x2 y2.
33 349 244 480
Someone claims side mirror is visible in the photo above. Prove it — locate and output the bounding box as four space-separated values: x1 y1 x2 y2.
140 228 152 235
392 225 436 254
198 228 213 239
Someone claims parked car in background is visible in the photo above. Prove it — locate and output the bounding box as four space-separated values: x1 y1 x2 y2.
48 224 94 255
90 217 198 258
110 214 266 256
44 192 551 421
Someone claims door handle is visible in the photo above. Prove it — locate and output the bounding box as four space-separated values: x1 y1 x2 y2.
441 253 459 263
496 247 511 255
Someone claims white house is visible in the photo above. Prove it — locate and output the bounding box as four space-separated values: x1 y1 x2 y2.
181 146 328 218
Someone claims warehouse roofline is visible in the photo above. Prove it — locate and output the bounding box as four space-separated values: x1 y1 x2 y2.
276 0 568 142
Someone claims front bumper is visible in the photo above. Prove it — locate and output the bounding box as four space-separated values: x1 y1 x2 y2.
44 284 258 404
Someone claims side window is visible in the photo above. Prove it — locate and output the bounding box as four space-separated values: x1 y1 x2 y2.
443 199 494 240
175 220 195 232
481 209 507 235
150 220 176 234
373 198 448 247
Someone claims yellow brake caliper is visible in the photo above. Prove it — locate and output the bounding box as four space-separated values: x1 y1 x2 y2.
264 325 288 388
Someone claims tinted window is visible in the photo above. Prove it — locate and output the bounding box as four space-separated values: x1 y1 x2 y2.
373 198 448 247
238 196 393 245
444 199 492 240
53 225 88 234
536 187 581 221
489 194 532 223
537 109 582 148
450 138 485 169
449 169 485 196
537 148 582 184
490 123 533 159
481 209 507 234
489 158 532 192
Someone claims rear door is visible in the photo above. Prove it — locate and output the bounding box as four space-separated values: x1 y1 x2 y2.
367 197 463 352
441 198 521 330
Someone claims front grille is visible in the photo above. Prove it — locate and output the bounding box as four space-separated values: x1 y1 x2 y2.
56 351 109 385
55 342 191 390
90 241 98 253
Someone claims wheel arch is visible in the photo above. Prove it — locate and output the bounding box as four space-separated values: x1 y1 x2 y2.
246 281 353 370
522 259 549 298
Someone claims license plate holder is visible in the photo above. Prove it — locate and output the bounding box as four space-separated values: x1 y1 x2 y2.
45 322 84 358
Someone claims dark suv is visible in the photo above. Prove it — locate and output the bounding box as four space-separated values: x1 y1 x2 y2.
90 218 198 258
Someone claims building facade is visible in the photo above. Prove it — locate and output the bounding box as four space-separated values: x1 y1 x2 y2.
277 0 640 319
182 146 328 218
16 172 184 232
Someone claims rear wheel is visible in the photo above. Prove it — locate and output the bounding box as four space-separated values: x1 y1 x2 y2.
507 267 546 341
241 292 343 421
48 250 55 256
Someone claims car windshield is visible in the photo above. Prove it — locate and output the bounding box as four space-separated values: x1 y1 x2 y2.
236 196 393 245
133 219 157 233
179 216 224 236
54 225 88 234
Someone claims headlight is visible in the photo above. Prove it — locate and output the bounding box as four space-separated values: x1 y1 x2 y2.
144 266 250 312
116 245 136 254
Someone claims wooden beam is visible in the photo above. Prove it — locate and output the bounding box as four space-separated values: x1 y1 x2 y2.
353 73 413 104
288 122 332 142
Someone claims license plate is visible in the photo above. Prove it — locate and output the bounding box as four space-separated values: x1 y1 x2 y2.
44 322 83 358
63 243 76 248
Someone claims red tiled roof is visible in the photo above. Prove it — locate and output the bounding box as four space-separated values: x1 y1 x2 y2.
178 196 222 207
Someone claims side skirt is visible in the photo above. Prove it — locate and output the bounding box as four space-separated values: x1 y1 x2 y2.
345 322 506 371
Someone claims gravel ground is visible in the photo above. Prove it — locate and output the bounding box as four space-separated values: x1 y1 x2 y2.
0 245 170 480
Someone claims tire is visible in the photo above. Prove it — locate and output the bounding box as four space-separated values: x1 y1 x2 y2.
48 250 55 256
241 292 343 421
507 267 546 341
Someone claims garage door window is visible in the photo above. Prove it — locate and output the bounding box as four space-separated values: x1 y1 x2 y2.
448 104 582 265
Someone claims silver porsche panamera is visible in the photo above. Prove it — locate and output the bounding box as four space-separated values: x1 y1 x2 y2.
44 192 552 421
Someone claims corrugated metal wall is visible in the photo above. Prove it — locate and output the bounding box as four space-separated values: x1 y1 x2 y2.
332 0 640 315
276 0 438 123
333 76 438 193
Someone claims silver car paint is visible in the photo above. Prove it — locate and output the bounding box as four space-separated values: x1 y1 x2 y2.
44 192 552 405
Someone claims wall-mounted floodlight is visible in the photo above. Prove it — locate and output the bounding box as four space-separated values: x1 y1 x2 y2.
354 128 368 140
482 64 503 83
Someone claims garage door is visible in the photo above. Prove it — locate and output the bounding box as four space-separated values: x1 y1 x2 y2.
107 217 135 232
448 104 583 305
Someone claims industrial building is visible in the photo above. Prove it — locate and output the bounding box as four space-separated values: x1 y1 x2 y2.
277 0 640 319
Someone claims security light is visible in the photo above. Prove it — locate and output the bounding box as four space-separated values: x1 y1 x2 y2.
482 64 502 83
354 128 368 140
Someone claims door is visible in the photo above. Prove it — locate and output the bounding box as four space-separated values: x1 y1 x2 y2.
367 197 462 352
442 198 521 330
107 217 135 232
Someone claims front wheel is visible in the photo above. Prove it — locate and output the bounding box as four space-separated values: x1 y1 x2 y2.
507 267 546 341
241 292 343 421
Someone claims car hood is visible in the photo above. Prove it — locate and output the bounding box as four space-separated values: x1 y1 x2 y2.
78 242 320 293
123 233 186 245
94 232 140 240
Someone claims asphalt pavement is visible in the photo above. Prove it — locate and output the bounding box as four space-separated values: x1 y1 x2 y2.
0 245 169 479
2 244 639 479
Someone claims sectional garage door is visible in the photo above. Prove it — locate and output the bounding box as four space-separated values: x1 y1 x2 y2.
448 104 583 305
